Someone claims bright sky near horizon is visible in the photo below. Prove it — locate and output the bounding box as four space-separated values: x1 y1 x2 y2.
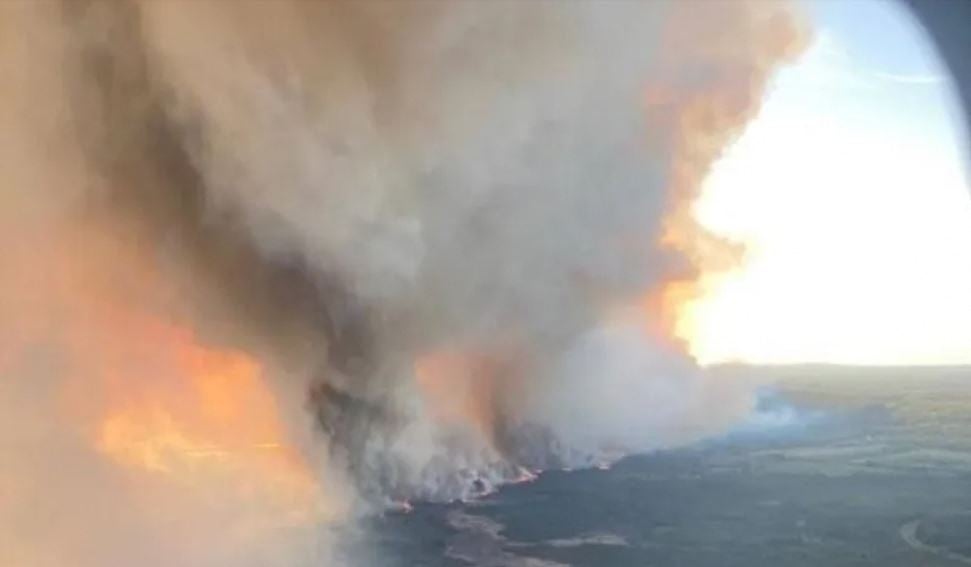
678 0 971 366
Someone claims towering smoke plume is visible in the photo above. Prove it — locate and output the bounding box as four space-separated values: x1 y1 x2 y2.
0 1 804 565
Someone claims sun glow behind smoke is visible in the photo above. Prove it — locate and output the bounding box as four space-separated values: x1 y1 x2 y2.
670 0 971 366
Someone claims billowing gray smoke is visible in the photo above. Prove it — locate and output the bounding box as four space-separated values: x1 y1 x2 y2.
0 1 803 565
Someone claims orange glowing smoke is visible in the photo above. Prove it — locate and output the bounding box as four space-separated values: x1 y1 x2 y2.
414 349 514 451
91 317 309 493
10 223 327 520
644 2 808 352
0 219 338 564
76 292 324 523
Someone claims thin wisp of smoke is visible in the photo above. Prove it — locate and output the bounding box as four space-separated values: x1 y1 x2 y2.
0 1 804 565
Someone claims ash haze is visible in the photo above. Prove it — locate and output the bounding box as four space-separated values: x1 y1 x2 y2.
677 0 971 366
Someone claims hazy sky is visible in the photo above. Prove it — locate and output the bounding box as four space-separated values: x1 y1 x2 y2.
679 0 971 366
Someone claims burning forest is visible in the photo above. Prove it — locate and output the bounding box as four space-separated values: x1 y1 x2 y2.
0 1 804 565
